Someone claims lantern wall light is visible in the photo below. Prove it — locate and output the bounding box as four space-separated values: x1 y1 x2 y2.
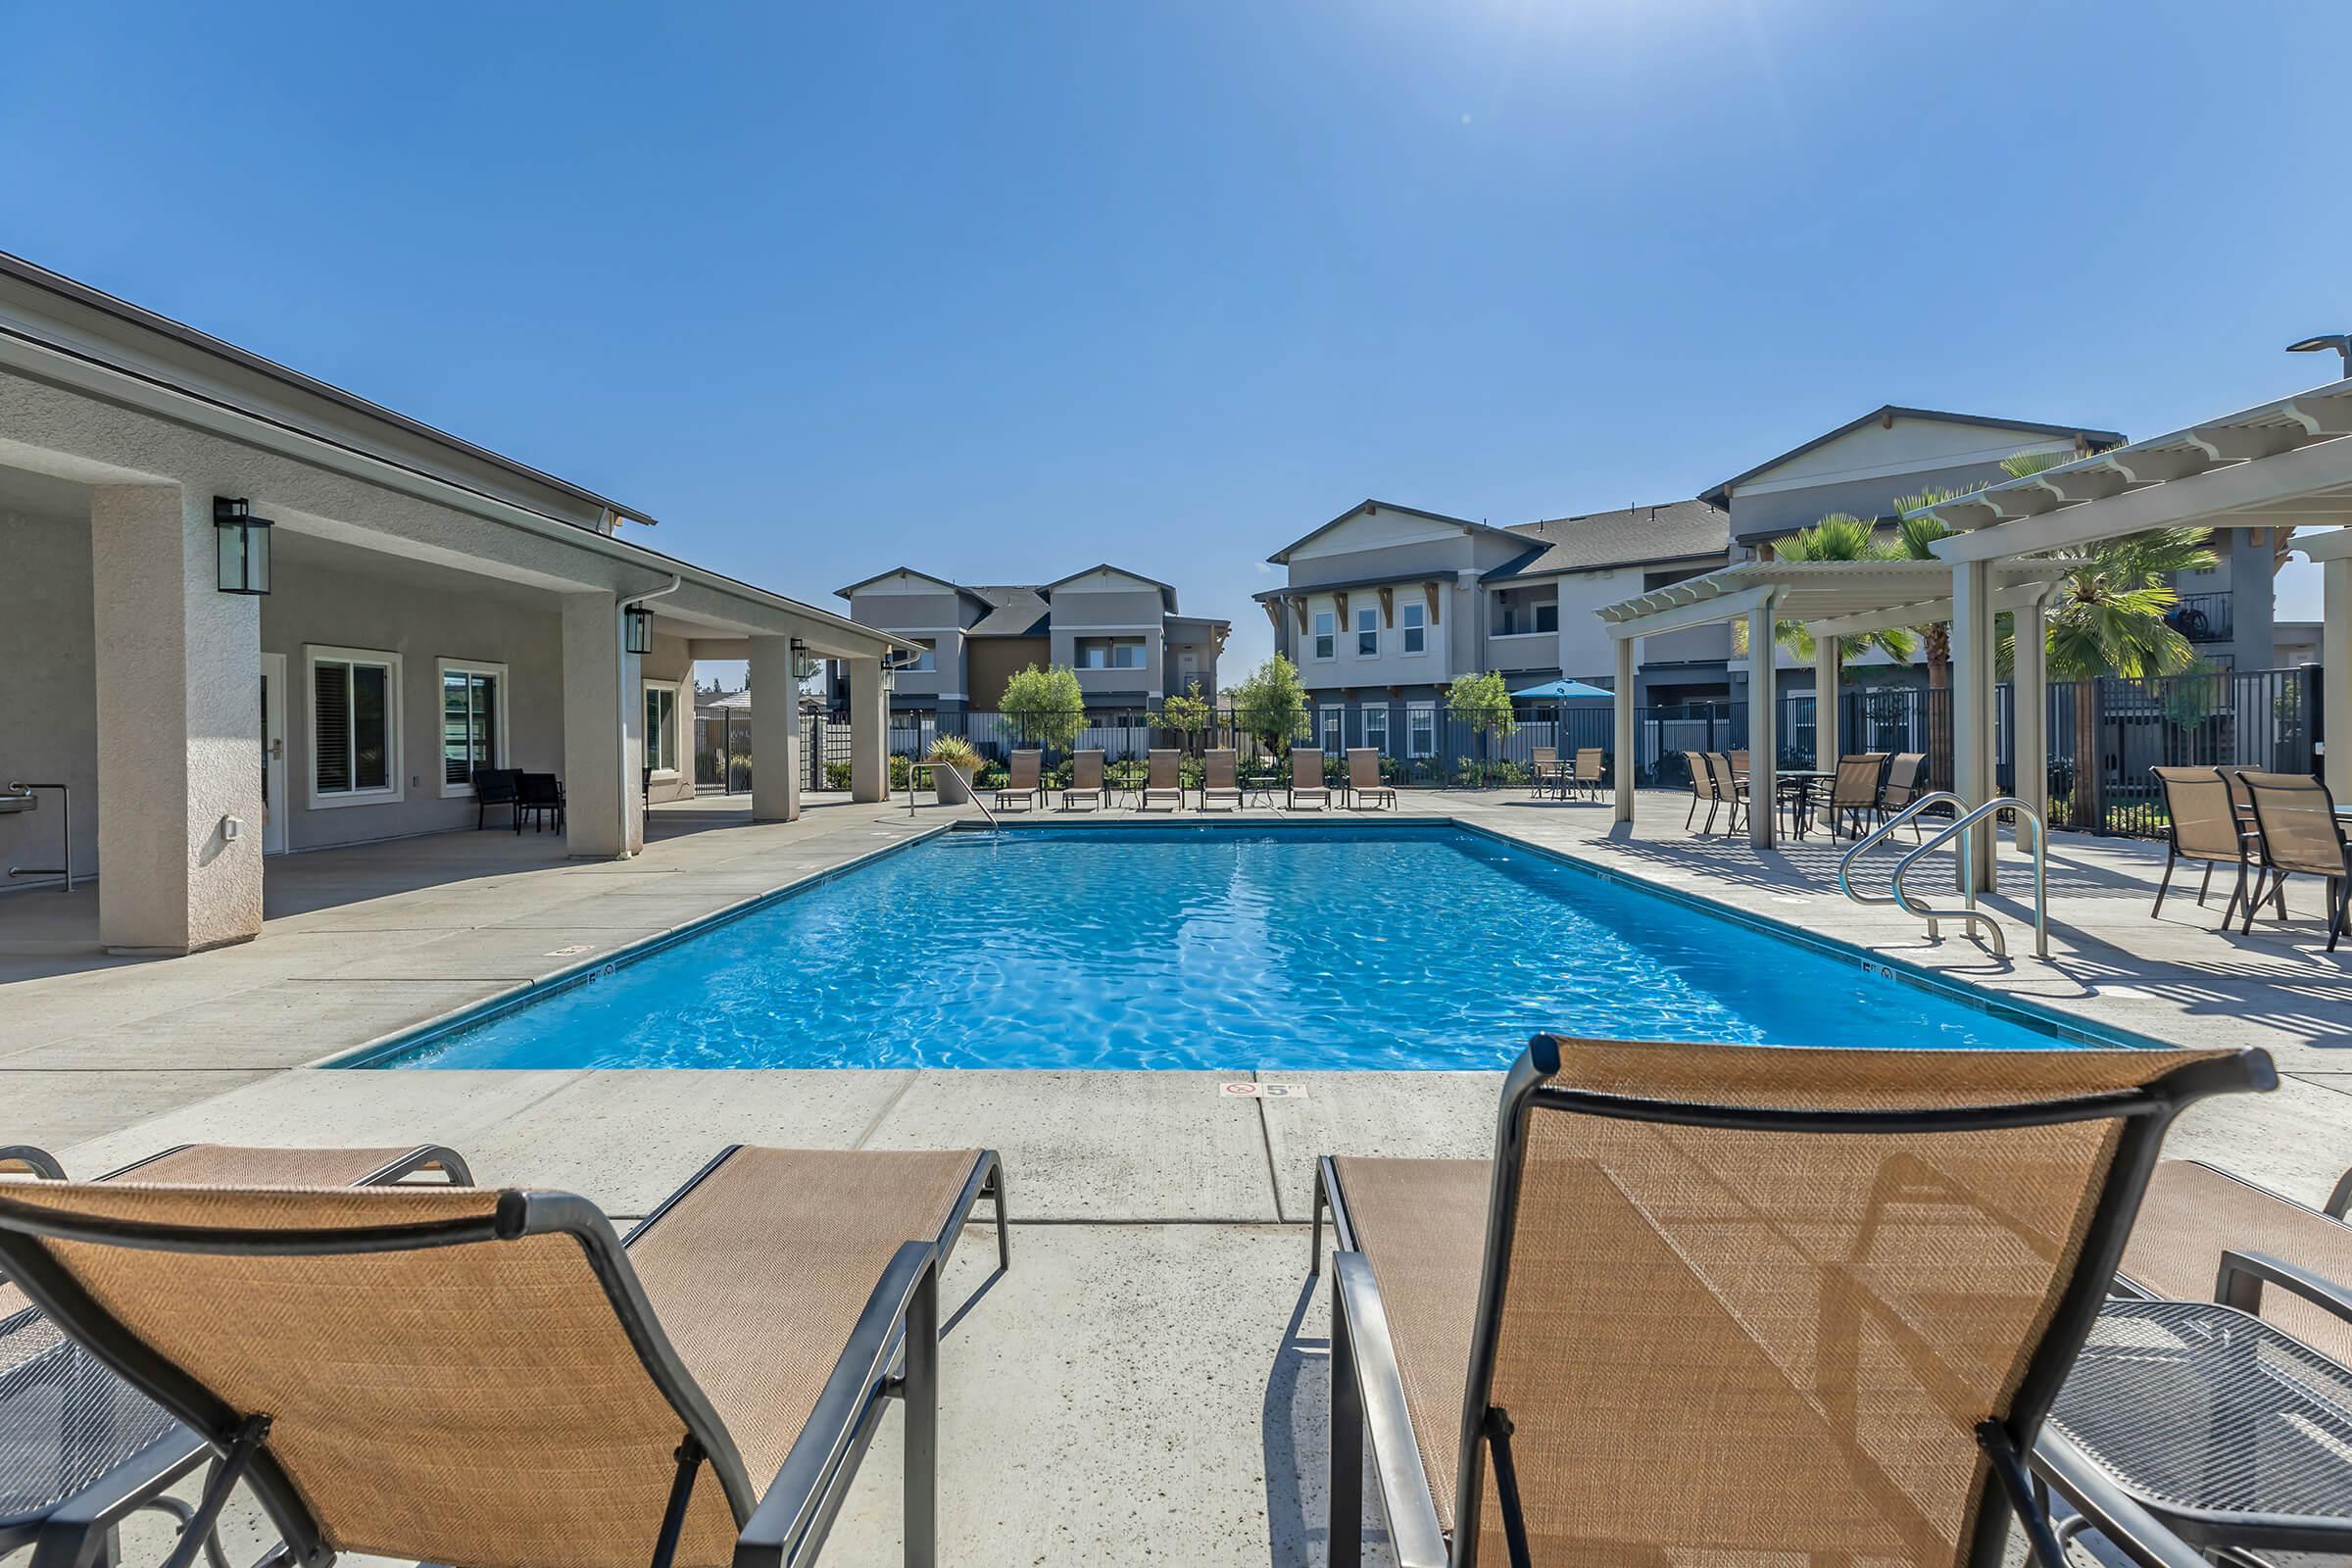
212 497 272 595
623 605 655 656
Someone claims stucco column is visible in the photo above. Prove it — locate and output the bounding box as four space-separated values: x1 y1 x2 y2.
1744 600 1778 849
749 635 801 822
2012 589 2052 825
848 657 889 804
562 593 643 858
88 484 263 954
1812 634 1840 771
2326 559 2352 802
1949 560 1997 893
1612 634 1637 823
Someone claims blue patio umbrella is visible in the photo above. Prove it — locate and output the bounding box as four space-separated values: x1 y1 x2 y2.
1509 678 1614 701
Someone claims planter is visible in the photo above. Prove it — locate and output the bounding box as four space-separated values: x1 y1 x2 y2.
936 763 977 805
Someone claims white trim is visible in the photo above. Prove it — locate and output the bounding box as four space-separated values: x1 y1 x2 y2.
305 644 405 809
1352 604 1380 658
1311 609 1336 662
436 658 512 797
642 677 683 775
1405 700 1437 760
1359 700 1389 751
1398 600 1429 657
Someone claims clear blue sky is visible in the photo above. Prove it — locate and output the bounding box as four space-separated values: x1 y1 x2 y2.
8 1 2345 681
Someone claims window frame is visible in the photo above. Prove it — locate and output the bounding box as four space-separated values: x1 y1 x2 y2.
1400 601 1427 656
1320 705 1345 755
1534 600 1559 634
1312 610 1336 662
1354 606 1379 658
906 640 938 673
1407 701 1436 760
306 644 405 809
643 679 683 777
1075 637 1149 671
437 658 510 798
1360 702 1389 752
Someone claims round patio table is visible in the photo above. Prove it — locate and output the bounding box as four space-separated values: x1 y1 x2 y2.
2036 1297 2352 1560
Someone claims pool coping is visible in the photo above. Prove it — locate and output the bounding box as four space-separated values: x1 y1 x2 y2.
325 811 2166 1069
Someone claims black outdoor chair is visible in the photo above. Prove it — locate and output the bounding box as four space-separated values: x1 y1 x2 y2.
471 767 522 830
517 772 566 835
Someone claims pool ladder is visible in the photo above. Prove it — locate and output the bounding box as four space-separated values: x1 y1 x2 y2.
904 762 1001 829
1838 791 2049 960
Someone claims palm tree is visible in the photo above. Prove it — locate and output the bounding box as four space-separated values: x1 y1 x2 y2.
1889 490 1958 691
1738 513 1918 663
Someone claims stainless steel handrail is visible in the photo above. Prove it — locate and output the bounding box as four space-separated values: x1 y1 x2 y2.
906 760 1000 828
1838 791 2049 959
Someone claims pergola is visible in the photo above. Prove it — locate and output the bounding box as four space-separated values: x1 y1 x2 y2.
1595 559 2082 847
1914 375 2352 887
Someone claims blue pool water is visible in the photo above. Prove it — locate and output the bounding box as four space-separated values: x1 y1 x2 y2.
368 824 2088 1070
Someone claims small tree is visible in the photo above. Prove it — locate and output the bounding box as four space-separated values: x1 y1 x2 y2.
1228 655 1308 757
1151 679 1214 756
1447 670 1517 786
999 663 1087 753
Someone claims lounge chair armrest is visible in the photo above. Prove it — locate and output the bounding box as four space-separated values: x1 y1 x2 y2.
2216 1247 2352 1328
2033 1427 2210 1568
735 1239 939 1568
1332 1251 1447 1568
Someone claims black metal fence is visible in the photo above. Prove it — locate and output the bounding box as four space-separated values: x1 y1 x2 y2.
699 666 2321 838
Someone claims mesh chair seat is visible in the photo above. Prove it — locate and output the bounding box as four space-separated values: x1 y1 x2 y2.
2118 1159 2352 1367
0 1309 179 1530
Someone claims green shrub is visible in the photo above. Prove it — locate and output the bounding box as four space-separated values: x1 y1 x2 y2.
826 760 854 791
889 755 913 791
923 735 983 775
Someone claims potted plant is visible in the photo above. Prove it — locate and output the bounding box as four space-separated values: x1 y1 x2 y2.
924 736 983 805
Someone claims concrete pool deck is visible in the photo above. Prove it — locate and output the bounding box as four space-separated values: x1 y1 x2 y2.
4 789 2351 1564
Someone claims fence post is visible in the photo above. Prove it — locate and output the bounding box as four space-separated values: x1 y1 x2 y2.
2083 677 2110 832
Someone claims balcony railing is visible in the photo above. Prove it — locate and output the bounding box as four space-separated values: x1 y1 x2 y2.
2169 592 2231 644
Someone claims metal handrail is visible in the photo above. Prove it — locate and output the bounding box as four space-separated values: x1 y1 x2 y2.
905 760 1000 828
4 781 73 892
1838 790 2049 959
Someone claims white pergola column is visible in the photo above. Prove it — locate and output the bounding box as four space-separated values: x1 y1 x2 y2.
848 657 890 804
1612 634 1636 823
1745 598 1778 849
88 484 264 954
1812 634 1840 770
1949 559 1997 893
562 593 643 858
2012 587 2053 825
748 635 802 822
2328 559 2352 802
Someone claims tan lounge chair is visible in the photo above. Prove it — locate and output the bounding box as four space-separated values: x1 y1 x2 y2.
1289 748 1330 810
1061 748 1107 810
1139 748 1184 811
2239 770 2352 946
1528 747 1560 799
1308 1034 2272 1568
994 749 1043 811
0 1144 1007 1568
1701 752 1747 834
1878 752 1928 831
1569 747 1602 802
1827 752 1886 840
1200 748 1243 811
2119 1158 2352 1367
1680 750 1712 829
1 1144 471 1566
2149 765 2258 926
1347 749 1395 810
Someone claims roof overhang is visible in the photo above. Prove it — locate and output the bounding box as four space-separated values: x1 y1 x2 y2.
1700 405 2127 508
1912 379 2352 564
1595 559 2082 641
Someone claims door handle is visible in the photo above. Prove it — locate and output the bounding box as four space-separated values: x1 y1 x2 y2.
270 740 284 760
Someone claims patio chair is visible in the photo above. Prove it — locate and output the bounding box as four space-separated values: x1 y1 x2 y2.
2239 770 2352 948
1140 748 1184 811
0 1144 1008 1568
1347 749 1396 810
2117 1158 2352 1368
995 749 1044 811
1307 1033 2274 1568
1 1143 472 1567
1680 751 1713 830
1200 748 1244 811
1061 748 1108 810
471 766 523 830
1726 747 1749 777
2148 766 2259 927
517 771 566 834
1827 753 1886 840
1528 747 1560 799
1701 752 1747 834
1877 752 1928 832
1570 748 1603 802
1289 748 1331 811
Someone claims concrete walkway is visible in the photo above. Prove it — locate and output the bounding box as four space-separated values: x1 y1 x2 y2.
5 788 2351 1565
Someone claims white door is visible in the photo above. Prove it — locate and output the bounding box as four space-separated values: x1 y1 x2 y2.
261 653 288 855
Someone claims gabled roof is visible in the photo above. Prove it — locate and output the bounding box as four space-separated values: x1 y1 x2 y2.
1483 500 1730 580
964 584 1052 637
1266 498 1525 564
1040 563 1180 611
834 565 970 600
1700 407 2128 508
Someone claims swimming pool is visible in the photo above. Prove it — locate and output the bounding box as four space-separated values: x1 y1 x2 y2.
358 822 2114 1070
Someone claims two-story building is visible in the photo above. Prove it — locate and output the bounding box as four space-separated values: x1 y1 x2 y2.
830 564 1228 716
1253 498 1732 751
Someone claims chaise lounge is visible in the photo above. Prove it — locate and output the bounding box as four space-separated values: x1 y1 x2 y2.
0 1144 1008 1568
1139 748 1184 811
1200 748 1243 811
1308 1033 2272 1568
996 749 1045 811
1061 748 1108 811
1288 748 1330 811
1346 749 1395 810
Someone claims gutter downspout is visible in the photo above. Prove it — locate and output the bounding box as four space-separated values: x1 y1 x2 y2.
617 573 684 855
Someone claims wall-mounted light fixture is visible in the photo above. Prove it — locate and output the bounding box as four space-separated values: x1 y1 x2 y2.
790 637 820 682
623 605 655 656
212 498 272 594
